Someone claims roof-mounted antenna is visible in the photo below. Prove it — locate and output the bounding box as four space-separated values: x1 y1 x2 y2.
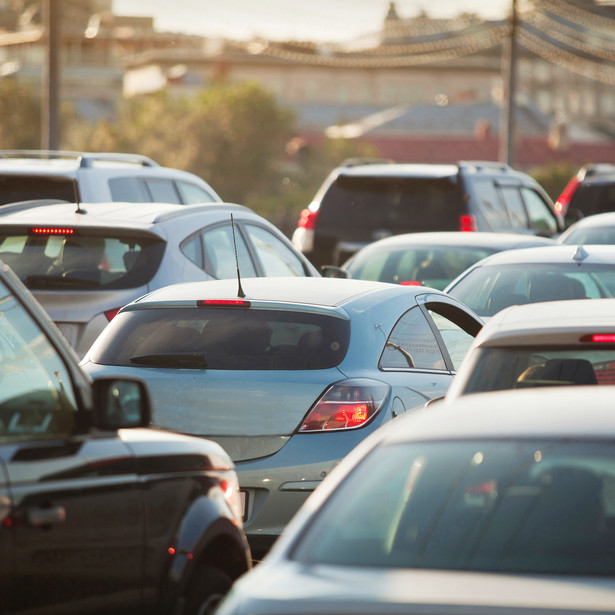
230 213 245 298
72 174 85 214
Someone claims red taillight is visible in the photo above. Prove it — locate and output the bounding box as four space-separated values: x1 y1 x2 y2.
580 334 615 343
196 299 251 308
399 281 422 286
297 207 318 230
31 227 75 235
555 176 579 215
459 214 477 232
299 378 389 432
104 307 122 321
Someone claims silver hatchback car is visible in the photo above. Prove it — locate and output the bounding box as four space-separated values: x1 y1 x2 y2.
0 200 319 356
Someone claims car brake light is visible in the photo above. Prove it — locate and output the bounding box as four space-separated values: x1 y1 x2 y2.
400 281 422 286
31 227 75 235
459 214 477 232
104 307 122 321
580 334 615 343
299 378 389 432
555 176 579 215
220 474 243 525
297 207 319 230
196 299 251 308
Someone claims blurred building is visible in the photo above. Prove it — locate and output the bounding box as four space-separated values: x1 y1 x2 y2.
0 0 614 165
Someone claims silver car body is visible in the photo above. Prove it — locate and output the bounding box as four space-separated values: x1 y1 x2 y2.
0 201 319 357
558 211 615 245
81 276 483 556
215 386 615 615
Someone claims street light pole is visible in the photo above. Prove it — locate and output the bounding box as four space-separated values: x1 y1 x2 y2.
41 0 61 150
499 0 518 166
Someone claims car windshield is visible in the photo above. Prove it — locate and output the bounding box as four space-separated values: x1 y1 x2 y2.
561 226 615 245
347 245 496 290
0 278 78 442
291 439 615 575
0 176 76 205
89 307 350 370
320 176 461 234
0 231 165 291
462 347 615 393
448 264 615 317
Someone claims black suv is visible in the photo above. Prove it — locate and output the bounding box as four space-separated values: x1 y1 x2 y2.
292 160 564 267
555 163 615 226
0 263 251 613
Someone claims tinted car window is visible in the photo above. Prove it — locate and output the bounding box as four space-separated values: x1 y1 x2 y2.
0 231 165 291
0 278 78 442
462 347 615 393
320 176 460 233
428 309 475 369
244 224 306 276
347 246 495 290
0 176 76 205
89 307 350 370
177 180 218 204
499 186 528 229
522 187 558 235
291 439 615 575
108 176 149 201
380 307 446 370
449 265 615 316
471 178 509 231
144 178 181 203
571 182 615 216
199 224 257 279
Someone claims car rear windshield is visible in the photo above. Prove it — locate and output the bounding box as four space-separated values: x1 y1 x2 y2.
89 307 350 370
448 264 615 317
0 230 165 291
570 181 615 217
347 245 496 290
319 176 461 232
0 176 76 205
462 347 615 393
292 439 615 575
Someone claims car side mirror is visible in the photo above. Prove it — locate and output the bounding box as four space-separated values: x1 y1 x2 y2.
92 378 151 430
320 265 349 279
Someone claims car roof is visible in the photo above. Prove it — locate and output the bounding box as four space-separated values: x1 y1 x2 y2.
131 276 426 309
385 386 615 443
469 298 615 347
353 231 555 251
465 244 615 266
564 211 615 228
0 201 251 231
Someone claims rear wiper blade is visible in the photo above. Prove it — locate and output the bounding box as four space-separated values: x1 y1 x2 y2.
25 275 100 289
128 353 207 369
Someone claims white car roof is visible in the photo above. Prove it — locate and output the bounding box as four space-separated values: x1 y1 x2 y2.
0 201 251 231
471 297 615 347
466 244 615 266
562 211 615 229
388 386 615 442
132 276 426 309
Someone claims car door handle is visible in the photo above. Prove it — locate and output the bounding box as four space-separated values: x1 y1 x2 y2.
27 505 67 527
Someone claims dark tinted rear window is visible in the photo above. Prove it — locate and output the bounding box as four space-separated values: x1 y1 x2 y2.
90 307 350 370
0 230 164 291
571 182 615 216
0 176 75 205
319 176 461 232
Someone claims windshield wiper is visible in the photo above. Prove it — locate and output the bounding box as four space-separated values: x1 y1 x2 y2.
128 352 207 369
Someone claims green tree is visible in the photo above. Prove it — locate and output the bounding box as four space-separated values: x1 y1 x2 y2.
530 162 578 202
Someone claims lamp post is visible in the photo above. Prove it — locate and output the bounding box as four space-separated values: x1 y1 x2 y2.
41 0 61 150
499 0 518 166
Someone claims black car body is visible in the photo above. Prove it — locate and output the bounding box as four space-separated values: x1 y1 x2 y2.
293 160 563 267
0 262 251 614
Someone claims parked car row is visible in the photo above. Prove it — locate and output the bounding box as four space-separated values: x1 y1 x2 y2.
3 150 615 614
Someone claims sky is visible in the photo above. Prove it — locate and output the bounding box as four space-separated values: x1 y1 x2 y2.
112 0 512 43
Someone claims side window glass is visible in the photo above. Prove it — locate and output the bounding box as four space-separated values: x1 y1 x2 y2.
201 224 257 279
0 280 78 442
109 177 148 202
427 309 475 370
522 187 558 235
177 181 218 204
472 179 509 230
244 224 306 276
143 179 181 204
380 307 446 370
181 234 203 268
499 186 528 229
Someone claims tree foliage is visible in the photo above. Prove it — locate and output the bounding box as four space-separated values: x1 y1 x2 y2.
0 78 41 149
